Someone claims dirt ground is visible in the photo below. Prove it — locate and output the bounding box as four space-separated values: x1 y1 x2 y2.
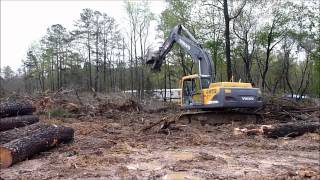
0 94 319 180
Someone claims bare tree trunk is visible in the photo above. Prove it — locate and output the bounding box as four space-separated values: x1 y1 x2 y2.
51 54 54 91
88 32 92 90
95 29 99 91
133 29 139 98
130 35 134 96
121 38 125 91
223 0 233 81
139 30 145 99
103 36 107 92
297 53 310 98
164 59 167 102
56 51 59 89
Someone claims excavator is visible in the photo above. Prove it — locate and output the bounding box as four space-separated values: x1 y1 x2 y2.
146 24 263 123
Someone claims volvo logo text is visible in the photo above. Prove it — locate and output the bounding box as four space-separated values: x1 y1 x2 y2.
242 96 254 101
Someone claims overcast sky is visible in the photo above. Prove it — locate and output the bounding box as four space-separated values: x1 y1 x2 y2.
0 0 166 71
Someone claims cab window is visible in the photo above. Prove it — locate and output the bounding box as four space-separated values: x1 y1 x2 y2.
201 77 211 89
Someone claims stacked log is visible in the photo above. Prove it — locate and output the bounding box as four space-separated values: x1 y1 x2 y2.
0 101 35 118
0 125 74 168
0 115 39 131
0 100 75 168
0 123 51 144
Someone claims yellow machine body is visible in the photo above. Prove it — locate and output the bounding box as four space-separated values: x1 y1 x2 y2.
179 74 262 109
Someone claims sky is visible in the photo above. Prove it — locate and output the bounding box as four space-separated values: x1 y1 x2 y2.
0 0 166 71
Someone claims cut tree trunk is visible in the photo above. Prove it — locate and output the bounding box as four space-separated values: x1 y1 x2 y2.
234 122 320 138
263 122 320 138
0 123 51 144
0 115 39 131
0 125 74 168
0 101 35 118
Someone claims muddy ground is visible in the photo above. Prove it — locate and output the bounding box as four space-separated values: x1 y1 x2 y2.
1 96 319 179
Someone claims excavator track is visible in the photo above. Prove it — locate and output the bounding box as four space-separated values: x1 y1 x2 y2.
178 109 262 126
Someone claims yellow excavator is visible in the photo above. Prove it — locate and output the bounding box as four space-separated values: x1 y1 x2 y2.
146 24 263 113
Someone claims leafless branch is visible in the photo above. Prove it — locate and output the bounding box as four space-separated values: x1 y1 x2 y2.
230 0 247 20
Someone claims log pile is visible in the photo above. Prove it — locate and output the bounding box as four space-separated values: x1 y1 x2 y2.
0 100 74 168
0 101 38 131
0 125 74 168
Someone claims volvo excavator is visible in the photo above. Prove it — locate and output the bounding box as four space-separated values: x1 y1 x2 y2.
146 24 263 124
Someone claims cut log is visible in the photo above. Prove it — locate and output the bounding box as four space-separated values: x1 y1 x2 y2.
0 125 74 168
0 123 51 144
0 101 35 118
263 122 320 138
0 115 39 131
234 122 320 138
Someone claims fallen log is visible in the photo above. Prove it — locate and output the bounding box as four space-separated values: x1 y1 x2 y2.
0 115 39 131
234 122 320 138
0 125 74 168
0 123 51 144
263 122 320 138
139 117 169 133
0 101 35 118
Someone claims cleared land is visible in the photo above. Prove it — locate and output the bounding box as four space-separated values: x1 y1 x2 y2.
0 92 319 179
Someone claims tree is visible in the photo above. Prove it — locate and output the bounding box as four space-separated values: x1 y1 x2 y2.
2 66 14 80
232 2 258 83
74 9 94 90
125 1 154 98
256 10 289 90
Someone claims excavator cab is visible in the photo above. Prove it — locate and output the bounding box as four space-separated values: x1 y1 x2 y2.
181 74 211 107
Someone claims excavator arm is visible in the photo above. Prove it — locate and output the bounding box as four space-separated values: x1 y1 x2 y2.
146 24 214 77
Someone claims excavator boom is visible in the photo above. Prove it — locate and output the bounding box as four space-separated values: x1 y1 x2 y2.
146 24 213 77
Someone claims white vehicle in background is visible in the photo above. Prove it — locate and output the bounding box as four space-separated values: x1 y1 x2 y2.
123 89 181 102
282 93 310 100
151 89 181 102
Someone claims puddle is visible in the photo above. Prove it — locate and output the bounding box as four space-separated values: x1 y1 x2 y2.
163 172 202 180
127 161 163 171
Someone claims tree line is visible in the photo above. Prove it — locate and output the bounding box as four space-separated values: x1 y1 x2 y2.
1 0 319 99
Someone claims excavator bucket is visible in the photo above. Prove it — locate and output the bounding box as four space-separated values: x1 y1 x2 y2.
146 49 162 71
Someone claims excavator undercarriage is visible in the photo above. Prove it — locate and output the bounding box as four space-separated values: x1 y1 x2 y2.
178 109 262 126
